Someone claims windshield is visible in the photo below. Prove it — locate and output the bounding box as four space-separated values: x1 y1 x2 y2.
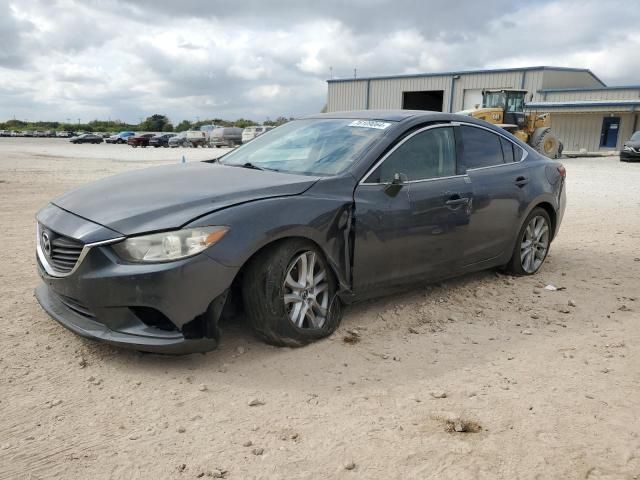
631 132 640 142
484 92 505 109
505 93 524 113
220 119 393 175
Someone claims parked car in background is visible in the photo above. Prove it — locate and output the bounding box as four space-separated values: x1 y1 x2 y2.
185 130 209 147
621 131 640 162
168 132 187 148
57 131 71 138
169 131 209 147
242 125 274 143
34 110 566 354
149 133 176 148
0 130 9 137
210 127 243 147
70 133 104 144
127 133 155 148
106 131 135 144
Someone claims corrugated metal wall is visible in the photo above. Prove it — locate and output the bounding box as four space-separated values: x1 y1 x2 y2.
545 89 640 101
551 113 634 152
326 80 368 112
368 76 450 110
453 71 528 111
325 68 637 152
326 68 551 113
541 70 604 89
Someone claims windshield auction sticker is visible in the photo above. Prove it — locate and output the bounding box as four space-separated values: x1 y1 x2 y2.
348 120 392 130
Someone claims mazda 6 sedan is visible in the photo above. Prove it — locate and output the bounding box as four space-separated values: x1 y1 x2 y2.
35 110 566 354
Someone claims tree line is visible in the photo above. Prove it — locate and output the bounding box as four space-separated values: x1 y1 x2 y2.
0 114 293 133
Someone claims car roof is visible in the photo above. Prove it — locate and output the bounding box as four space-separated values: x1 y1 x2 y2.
303 109 510 129
303 109 457 122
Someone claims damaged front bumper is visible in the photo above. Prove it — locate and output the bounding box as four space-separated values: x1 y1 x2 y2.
35 283 221 354
35 205 237 354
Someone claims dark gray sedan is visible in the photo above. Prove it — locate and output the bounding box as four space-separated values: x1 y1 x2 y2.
35 110 566 354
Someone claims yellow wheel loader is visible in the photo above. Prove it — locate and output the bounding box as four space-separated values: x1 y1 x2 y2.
459 89 562 158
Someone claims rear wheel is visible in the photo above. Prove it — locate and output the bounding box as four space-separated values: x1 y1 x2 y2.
506 207 551 275
242 240 342 347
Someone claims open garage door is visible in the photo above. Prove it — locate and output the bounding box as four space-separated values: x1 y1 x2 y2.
402 90 444 111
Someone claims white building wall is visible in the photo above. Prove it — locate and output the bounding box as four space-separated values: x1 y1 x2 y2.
541 70 604 89
368 75 451 110
451 71 525 112
326 80 368 112
325 68 638 152
545 89 640 102
327 68 552 113
551 112 635 152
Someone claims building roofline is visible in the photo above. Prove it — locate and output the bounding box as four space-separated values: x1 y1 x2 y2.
540 85 640 93
327 66 606 86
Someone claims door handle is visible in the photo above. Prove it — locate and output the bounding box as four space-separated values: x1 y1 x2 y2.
445 194 470 207
515 176 529 187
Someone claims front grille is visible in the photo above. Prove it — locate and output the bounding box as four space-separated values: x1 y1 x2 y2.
39 225 84 274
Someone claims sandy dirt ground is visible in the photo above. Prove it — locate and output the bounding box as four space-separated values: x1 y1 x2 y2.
1 138 639 480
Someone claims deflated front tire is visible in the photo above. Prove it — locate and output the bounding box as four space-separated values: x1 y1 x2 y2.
241 239 342 347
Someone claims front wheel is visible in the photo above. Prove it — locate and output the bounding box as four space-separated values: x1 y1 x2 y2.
506 207 552 275
242 240 342 347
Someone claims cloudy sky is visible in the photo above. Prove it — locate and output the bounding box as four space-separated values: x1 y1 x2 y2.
2 0 639 124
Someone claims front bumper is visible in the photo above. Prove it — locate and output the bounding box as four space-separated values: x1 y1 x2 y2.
35 284 218 354
620 150 640 161
35 206 238 354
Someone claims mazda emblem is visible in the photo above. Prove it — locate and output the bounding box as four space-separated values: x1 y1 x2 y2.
41 231 51 257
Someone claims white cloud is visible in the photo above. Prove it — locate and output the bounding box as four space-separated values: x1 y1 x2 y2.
2 0 639 123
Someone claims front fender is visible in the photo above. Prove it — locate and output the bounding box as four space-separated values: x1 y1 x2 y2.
187 195 353 291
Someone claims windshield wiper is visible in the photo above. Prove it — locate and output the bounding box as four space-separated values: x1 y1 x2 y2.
236 162 264 171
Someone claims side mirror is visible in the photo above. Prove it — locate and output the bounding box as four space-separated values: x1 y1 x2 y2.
384 172 406 197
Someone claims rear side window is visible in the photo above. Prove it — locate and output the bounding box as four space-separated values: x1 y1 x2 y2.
461 126 504 169
367 126 456 183
513 144 524 161
500 137 515 162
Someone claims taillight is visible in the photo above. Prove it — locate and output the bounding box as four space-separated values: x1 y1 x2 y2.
557 165 566 178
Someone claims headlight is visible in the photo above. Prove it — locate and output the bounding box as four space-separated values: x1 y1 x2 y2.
112 226 229 263
623 145 632 151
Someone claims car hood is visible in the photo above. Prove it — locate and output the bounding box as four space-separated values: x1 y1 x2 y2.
52 162 319 236
625 141 640 148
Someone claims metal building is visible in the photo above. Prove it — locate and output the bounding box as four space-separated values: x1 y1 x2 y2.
326 66 640 154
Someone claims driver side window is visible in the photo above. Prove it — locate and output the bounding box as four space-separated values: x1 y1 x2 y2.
366 127 456 183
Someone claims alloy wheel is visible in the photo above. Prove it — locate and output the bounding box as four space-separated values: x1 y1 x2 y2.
520 215 550 273
283 251 329 329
